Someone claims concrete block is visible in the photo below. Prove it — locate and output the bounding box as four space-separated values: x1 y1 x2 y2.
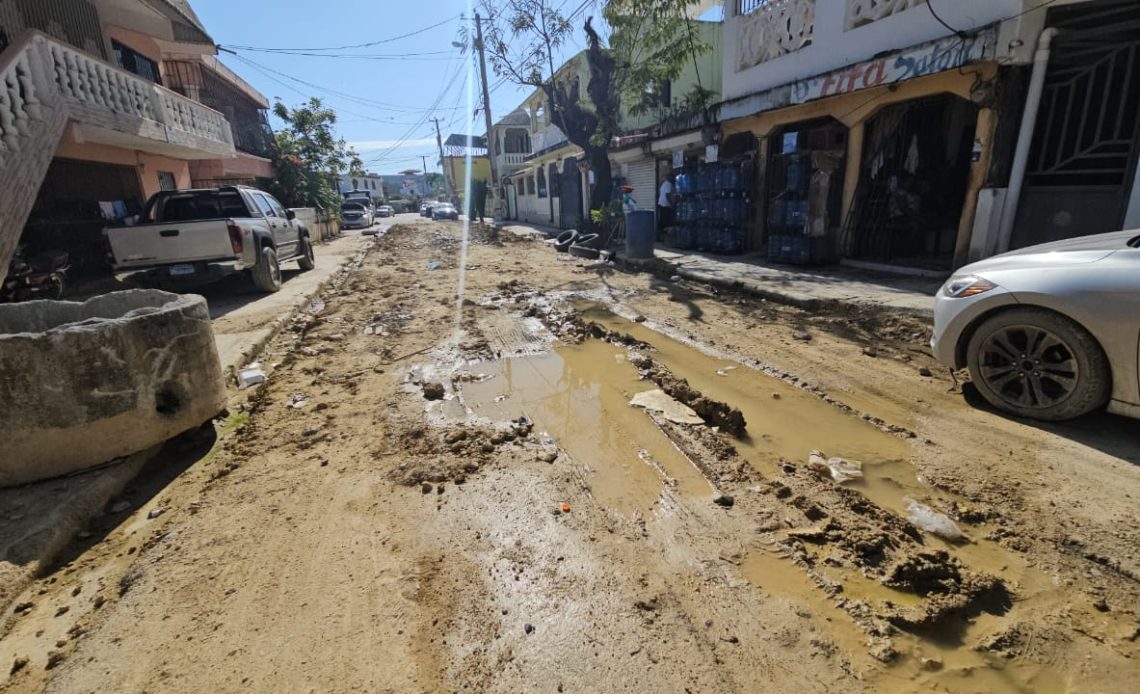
0 290 226 487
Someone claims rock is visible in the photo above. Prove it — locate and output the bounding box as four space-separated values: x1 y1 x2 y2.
93 596 106 609
444 429 468 444
524 623 535 635
14 601 34 614
792 330 812 342
633 315 647 323
54 606 69 617
771 393 781 400
147 508 164 520
10 656 28 675
920 656 943 671
862 347 878 358
868 641 898 663
538 450 558 463
1093 597 1110 612
324 333 345 342
422 382 446 400
109 501 130 514
918 366 934 377
436 485 445 495
421 483 433 495
45 651 65 670
713 495 735 508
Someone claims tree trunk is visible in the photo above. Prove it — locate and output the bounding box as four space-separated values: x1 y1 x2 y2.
586 146 613 211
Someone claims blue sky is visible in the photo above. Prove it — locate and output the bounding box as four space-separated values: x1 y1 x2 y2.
193 0 593 175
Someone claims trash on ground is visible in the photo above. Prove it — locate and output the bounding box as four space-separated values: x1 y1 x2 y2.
716 366 737 377
807 450 864 483
630 389 705 425
236 366 266 389
310 298 325 314
561 501 571 513
670 275 682 282
425 260 441 271
905 497 966 542
289 393 309 409
792 330 812 341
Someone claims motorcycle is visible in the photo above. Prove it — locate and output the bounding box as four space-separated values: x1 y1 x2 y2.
1 246 70 302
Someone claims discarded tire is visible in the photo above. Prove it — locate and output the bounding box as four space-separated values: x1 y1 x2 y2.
554 230 579 252
0 290 227 487
574 233 601 249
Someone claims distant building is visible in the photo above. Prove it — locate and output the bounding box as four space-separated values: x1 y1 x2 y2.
338 173 384 199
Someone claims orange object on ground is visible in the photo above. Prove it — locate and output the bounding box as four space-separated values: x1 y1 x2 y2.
561 502 571 513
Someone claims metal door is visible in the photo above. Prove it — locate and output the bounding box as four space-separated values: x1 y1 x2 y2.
1012 0 1140 248
560 159 583 230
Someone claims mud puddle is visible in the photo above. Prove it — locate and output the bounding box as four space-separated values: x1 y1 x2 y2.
460 339 714 517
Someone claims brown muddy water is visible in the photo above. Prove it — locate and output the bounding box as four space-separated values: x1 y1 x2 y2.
452 307 1064 693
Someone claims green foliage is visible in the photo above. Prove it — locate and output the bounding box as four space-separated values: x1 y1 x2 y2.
606 0 714 118
269 98 362 212
425 172 446 191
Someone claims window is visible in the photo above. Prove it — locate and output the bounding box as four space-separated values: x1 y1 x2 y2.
526 176 535 196
352 178 359 190
642 79 672 110
157 171 177 191
112 40 161 84
265 195 288 218
537 168 547 198
253 194 278 217
548 163 560 197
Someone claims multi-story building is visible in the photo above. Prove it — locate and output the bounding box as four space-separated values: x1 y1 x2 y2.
717 0 1140 271
338 172 385 201
0 0 273 283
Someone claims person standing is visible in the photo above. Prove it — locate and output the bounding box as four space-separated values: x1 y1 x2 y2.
657 172 676 239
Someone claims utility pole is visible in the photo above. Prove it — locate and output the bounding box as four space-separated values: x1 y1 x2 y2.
431 117 453 199
474 12 500 223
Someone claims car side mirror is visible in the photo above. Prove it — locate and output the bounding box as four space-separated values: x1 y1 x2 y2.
286 209 297 220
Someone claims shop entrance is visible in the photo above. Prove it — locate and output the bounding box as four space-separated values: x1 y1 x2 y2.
559 159 583 230
844 94 978 270
765 118 847 263
1011 0 1140 248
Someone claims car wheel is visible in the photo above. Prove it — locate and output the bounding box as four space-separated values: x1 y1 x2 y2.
250 246 282 293
298 237 315 271
966 308 1110 421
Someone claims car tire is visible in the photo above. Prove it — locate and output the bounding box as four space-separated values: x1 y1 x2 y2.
250 246 282 293
966 308 1110 421
298 237 315 271
554 230 579 252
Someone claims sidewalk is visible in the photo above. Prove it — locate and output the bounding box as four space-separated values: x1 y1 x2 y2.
499 219 941 319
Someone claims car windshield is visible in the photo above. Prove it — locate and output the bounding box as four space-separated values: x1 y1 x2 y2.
146 191 248 222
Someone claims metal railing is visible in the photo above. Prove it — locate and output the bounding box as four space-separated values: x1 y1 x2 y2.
737 0 774 15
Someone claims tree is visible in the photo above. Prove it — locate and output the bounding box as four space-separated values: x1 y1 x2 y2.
424 172 446 191
480 0 711 215
269 98 363 211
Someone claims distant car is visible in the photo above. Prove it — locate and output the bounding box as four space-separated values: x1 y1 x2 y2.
432 203 459 221
421 203 437 218
931 230 1140 422
376 205 394 218
340 202 372 229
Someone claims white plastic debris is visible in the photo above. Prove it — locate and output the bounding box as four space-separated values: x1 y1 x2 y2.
905 497 966 542
806 450 863 483
425 260 441 271
630 389 704 425
310 298 325 313
236 365 266 389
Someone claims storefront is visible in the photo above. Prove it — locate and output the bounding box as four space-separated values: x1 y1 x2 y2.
720 30 1002 271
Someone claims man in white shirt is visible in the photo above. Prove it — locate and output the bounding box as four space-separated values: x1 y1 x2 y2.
657 172 676 239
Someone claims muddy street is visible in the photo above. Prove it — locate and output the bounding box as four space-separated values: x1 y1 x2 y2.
2 220 1139 693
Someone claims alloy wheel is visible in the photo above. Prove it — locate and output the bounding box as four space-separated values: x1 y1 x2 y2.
978 324 1080 410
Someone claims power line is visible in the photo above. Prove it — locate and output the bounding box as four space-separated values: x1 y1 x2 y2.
227 49 456 61
221 14 462 53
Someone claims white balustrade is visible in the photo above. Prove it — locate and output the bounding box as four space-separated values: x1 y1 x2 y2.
0 31 233 168
846 0 927 30
738 0 816 71
498 152 528 167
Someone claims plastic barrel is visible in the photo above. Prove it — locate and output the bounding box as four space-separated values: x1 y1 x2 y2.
625 210 657 259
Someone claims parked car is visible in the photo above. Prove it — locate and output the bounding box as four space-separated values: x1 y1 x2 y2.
376 205 394 218
420 202 436 218
106 186 314 293
432 203 459 221
340 202 373 230
931 230 1140 422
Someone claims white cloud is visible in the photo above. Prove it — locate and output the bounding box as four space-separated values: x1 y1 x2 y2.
348 137 437 151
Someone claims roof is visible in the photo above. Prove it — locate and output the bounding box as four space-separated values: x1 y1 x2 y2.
444 134 487 149
145 0 213 45
496 109 531 127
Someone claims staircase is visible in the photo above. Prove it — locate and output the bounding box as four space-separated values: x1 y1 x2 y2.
0 31 236 284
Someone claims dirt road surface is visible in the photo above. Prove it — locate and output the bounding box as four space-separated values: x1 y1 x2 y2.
2 219 1138 693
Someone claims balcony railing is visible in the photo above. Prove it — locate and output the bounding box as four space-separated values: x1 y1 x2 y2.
737 0 815 71
0 31 234 167
846 0 927 30
497 152 528 167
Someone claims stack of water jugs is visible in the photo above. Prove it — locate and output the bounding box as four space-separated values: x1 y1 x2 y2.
674 162 751 254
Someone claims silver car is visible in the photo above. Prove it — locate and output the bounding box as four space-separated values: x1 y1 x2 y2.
931 230 1140 421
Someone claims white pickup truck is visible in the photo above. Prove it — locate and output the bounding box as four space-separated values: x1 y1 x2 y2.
106 186 315 293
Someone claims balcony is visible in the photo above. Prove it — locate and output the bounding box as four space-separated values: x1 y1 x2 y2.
737 0 816 71
0 31 235 161
846 0 927 31
496 152 529 169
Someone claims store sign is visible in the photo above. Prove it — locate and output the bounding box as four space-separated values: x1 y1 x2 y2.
791 29 996 105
